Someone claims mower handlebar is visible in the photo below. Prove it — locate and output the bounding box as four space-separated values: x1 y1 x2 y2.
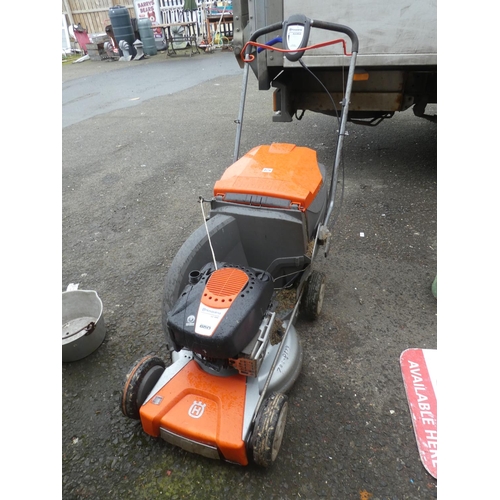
245 16 359 57
246 22 283 52
310 19 359 53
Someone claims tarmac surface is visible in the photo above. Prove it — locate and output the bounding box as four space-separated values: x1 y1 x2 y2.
62 50 437 499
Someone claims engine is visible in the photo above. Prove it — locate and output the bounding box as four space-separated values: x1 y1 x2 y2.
166 262 275 363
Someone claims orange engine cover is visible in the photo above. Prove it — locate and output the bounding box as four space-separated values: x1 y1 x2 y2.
214 143 323 211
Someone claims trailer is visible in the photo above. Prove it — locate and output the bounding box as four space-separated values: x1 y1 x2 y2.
231 0 437 124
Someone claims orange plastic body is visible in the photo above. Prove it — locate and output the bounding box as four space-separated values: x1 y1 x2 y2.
139 360 249 465
214 143 323 211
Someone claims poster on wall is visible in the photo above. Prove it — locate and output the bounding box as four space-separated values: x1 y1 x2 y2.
133 0 166 49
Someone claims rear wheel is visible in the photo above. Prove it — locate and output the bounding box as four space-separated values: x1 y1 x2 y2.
301 270 326 320
121 354 166 419
251 393 289 467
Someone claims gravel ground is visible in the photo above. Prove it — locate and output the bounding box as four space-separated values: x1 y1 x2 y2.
60 52 438 499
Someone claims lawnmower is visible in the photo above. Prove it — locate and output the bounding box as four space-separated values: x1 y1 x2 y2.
121 14 359 467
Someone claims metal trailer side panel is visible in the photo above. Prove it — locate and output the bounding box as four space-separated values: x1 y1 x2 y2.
233 0 437 66
282 0 437 67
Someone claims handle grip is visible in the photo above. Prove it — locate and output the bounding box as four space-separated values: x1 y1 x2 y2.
245 16 359 56
311 19 359 53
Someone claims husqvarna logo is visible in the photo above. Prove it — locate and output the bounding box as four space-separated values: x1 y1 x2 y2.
188 400 206 419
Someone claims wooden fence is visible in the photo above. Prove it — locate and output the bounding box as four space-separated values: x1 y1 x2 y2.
62 0 232 40
159 0 202 25
62 1 135 36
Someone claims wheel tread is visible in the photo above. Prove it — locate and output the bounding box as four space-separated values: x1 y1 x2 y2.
121 354 165 420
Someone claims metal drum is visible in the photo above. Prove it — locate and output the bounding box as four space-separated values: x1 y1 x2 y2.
138 18 157 56
109 5 136 57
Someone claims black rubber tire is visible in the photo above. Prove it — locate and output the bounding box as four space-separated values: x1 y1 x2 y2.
301 270 326 321
251 393 289 467
120 354 166 420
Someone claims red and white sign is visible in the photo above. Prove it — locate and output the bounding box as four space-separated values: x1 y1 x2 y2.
133 0 166 44
400 348 437 478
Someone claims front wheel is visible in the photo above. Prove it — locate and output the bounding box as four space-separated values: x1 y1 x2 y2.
251 393 289 467
121 354 166 420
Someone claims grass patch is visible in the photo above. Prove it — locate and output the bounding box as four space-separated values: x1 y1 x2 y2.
62 53 83 64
